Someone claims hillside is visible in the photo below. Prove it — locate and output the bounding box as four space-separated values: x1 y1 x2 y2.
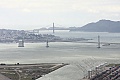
71 20 120 32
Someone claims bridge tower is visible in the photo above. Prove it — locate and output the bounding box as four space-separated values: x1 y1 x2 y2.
46 39 49 48
53 23 54 33
18 39 24 47
97 35 100 48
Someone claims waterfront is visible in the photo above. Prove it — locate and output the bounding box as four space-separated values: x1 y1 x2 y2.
0 31 120 80
0 63 67 80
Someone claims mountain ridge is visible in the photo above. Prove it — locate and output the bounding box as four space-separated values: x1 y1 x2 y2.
71 19 120 33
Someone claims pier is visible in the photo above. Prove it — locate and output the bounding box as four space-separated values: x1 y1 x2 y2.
82 63 120 80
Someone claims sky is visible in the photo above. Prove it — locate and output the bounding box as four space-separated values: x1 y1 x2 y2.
0 0 120 30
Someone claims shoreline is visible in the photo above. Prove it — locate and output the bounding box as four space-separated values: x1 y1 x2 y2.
0 63 69 80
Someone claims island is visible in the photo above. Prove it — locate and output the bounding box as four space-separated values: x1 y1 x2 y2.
0 29 91 43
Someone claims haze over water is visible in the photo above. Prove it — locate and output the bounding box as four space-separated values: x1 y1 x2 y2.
0 30 120 80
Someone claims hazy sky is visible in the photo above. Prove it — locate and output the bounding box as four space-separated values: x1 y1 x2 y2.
0 0 120 30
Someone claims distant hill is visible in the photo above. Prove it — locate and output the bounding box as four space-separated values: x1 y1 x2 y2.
70 20 120 32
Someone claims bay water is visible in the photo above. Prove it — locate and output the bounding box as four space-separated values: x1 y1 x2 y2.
0 30 120 80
